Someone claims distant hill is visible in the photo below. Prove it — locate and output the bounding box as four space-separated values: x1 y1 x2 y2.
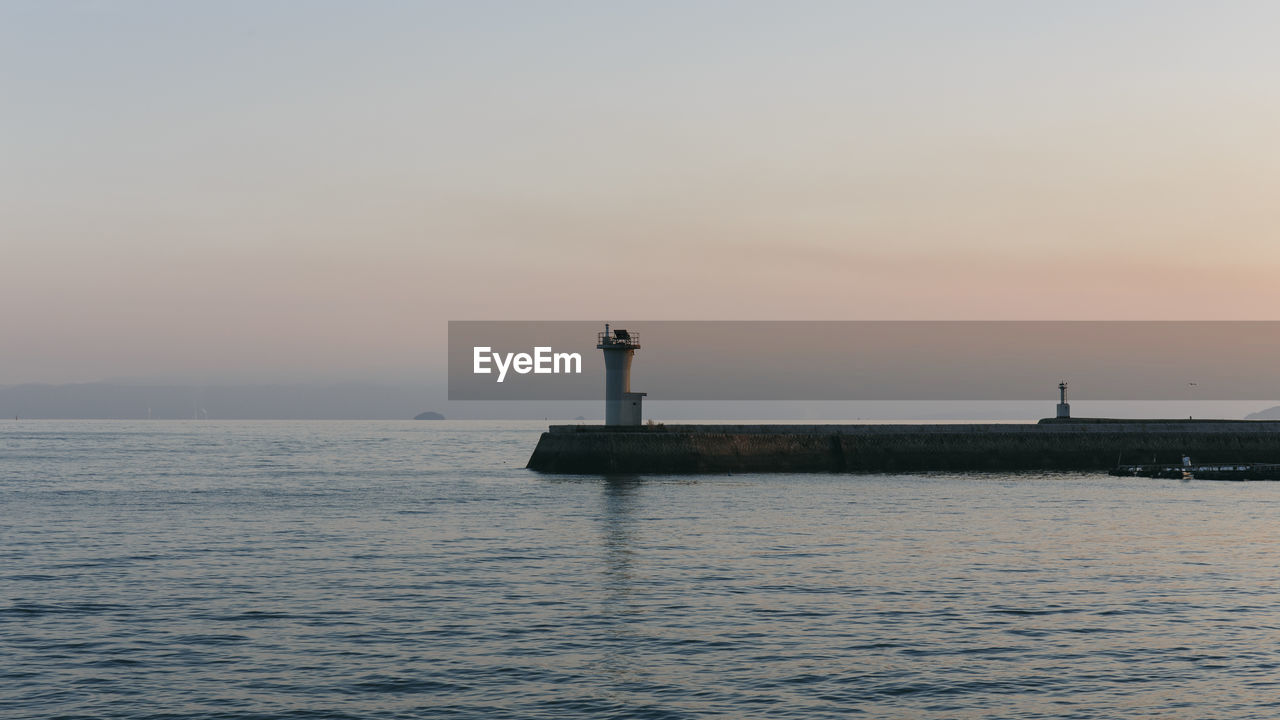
1245 406 1280 420
0 382 438 419
414 411 445 420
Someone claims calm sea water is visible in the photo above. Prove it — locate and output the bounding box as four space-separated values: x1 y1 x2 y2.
4 420 1280 719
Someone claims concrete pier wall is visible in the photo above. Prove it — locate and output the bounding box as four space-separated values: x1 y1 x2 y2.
526 422 1280 474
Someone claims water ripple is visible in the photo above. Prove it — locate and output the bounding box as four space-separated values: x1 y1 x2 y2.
4 420 1280 719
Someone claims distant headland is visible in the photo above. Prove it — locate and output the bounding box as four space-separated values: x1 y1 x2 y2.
1245 406 1280 420
0 382 440 419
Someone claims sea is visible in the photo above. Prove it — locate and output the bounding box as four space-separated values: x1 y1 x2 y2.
4 420 1280 719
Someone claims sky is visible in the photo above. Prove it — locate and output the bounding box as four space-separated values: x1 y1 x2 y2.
4 1 1280 385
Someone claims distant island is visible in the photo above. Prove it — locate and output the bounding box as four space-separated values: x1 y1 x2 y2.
414 411 445 420
1246 406 1280 420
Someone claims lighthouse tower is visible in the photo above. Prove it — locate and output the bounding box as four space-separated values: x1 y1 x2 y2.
597 324 645 426
1056 381 1071 419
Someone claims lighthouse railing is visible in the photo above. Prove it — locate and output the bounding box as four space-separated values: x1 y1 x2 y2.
597 331 640 348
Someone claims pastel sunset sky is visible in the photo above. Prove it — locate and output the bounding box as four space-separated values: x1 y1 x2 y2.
5 1 1279 384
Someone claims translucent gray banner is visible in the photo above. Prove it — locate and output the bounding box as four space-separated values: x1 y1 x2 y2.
448 321 1280 401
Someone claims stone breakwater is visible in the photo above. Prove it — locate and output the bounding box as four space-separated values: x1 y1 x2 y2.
526 420 1280 474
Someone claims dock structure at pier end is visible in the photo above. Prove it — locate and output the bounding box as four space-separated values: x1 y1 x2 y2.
527 420 1280 474
530 334 1280 474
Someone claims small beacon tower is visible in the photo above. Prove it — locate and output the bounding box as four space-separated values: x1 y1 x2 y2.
1056 381 1071 419
598 324 645 426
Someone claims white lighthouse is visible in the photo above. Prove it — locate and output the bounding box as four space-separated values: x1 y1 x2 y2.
1056 381 1071 419
598 324 645 426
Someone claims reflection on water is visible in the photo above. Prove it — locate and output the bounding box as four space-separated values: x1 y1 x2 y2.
598 476 641 688
601 475 641 593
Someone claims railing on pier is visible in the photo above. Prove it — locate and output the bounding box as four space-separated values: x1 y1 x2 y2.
597 330 640 349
